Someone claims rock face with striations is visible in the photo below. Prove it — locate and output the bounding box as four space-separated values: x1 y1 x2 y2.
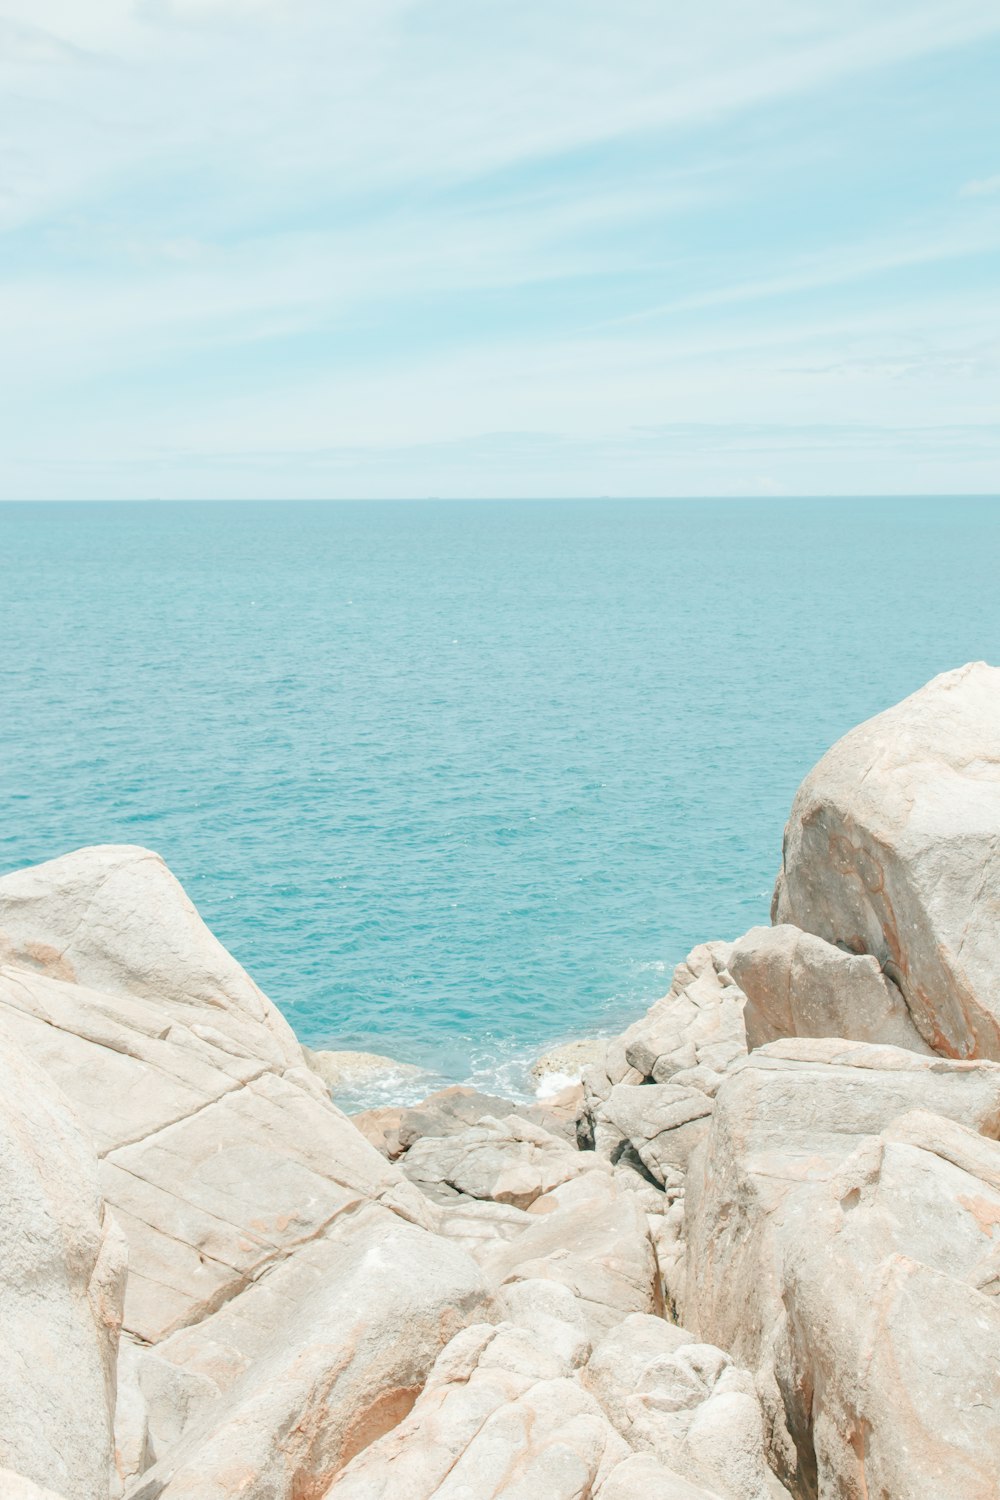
773 661 1000 1059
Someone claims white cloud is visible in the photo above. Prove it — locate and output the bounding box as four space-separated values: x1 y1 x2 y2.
961 173 1000 197
1 0 999 496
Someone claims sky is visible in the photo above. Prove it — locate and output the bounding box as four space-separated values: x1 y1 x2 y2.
1 0 999 499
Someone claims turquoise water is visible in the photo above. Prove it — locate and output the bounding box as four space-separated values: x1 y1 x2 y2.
2 498 998 1101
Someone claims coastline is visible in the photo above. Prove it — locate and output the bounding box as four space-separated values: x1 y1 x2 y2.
2 662 1000 1498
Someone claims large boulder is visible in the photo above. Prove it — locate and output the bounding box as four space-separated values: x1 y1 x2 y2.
322 1321 632 1499
682 1039 1000 1496
124 1209 491 1499
582 1314 790 1500
476 1170 662 1342
0 1022 127 1500
323 1320 738 1500
0 849 435 1347
730 925 930 1054
0 845 306 1074
402 1113 603 1208
578 943 747 1183
0 846 459 1498
773 661 1000 1059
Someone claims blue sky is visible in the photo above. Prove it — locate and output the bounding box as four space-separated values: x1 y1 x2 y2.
1 0 999 498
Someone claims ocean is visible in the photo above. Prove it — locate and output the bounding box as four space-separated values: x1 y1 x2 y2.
2 497 998 1106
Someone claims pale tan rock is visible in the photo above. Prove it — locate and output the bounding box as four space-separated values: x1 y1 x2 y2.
303 1045 422 1093
403 1112 604 1208
530 1037 608 1084
595 1455 725 1499
595 1082 715 1186
498 1278 595 1368
0 851 436 1348
124 1207 491 1500
479 1170 661 1340
350 1104 406 1158
0 1471 73 1500
0 1021 127 1500
395 1085 533 1151
730 924 930 1053
0 845 305 1073
579 943 747 1166
323 1321 631 1499
773 661 1000 1059
683 1042 1000 1496
583 1315 789 1500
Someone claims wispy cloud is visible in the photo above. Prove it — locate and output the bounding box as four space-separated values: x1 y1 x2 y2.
0 1 998 496
960 173 1000 197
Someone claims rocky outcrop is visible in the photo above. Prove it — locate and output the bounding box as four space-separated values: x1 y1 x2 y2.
730 924 930 1054
0 848 480 1499
323 1315 782 1500
5 664 1000 1500
125 1210 490 1500
681 1039 1000 1496
0 1021 126 1500
773 661 1000 1059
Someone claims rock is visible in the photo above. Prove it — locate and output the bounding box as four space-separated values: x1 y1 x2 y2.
125 1207 491 1499
582 1315 790 1500
323 1316 750 1499
395 1085 533 1152
683 1039 1000 1495
773 1109 1000 1499
526 1081 585 1141
0 1021 127 1500
302 1046 422 1096
350 1105 406 1158
0 845 306 1075
498 1277 595 1368
479 1170 662 1341
530 1037 608 1086
773 661 1000 1059
0 852 436 1347
403 1112 605 1208
0 1473 73 1500
730 923 931 1053
322 1321 632 1498
593 1082 715 1187
579 942 747 1160
595 1456 727 1499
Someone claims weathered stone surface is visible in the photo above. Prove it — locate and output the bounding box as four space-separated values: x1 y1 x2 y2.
0 1472 73 1500
683 1041 1000 1496
583 1315 790 1500
322 1321 631 1499
350 1104 406 1158
303 1045 422 1096
0 1021 127 1500
323 1320 730 1500
395 1085 533 1152
773 661 1000 1059
498 1277 595 1369
0 845 306 1074
125 1207 491 1500
730 924 930 1053
594 1082 715 1187
531 1037 608 1085
579 943 747 1187
0 851 435 1347
403 1112 604 1208
773 1110 1000 1500
478 1171 661 1340
594 1456 725 1499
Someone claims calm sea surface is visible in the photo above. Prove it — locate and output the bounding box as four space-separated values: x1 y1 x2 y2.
2 498 998 1103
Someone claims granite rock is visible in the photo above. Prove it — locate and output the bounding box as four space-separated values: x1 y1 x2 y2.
773 661 1000 1059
